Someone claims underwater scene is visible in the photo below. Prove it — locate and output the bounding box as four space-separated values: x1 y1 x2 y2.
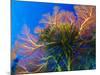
11 0 96 75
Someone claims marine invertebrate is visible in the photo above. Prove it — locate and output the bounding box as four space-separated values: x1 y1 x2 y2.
38 5 96 71
11 5 96 74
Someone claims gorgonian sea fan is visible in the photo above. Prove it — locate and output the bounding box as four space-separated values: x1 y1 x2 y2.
38 5 96 71
11 25 47 74
12 5 96 74
75 5 96 39
40 6 77 27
